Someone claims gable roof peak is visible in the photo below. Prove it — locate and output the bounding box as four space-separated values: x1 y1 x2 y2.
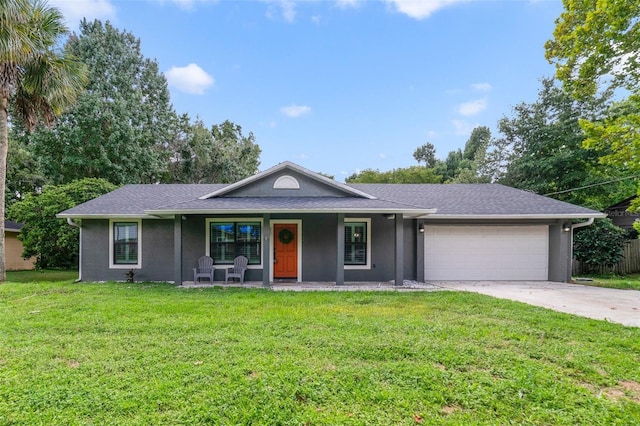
198 161 377 200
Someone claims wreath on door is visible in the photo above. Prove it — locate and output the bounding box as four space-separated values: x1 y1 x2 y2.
278 228 294 244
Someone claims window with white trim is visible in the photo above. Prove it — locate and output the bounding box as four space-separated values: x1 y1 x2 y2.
109 219 141 268
344 218 371 269
209 221 262 265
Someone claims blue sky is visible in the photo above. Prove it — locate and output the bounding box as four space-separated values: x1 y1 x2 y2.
50 0 564 181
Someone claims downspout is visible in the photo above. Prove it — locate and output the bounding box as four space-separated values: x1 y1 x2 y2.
66 218 82 282
568 218 595 280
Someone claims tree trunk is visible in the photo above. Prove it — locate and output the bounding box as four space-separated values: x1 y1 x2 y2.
0 94 8 281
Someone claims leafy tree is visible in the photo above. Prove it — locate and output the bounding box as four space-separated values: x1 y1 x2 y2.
8 179 116 269
413 143 437 168
485 78 630 208
346 166 441 184
545 0 639 100
6 136 45 207
573 219 626 273
546 1 640 211
166 117 261 184
463 126 490 161
27 19 176 185
0 0 87 280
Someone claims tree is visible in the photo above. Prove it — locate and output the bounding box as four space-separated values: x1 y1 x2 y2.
413 143 437 168
27 19 176 185
573 219 626 273
6 136 45 207
166 117 261 184
8 179 115 269
545 0 640 100
463 126 490 161
485 78 631 208
546 1 640 211
346 166 441 184
0 0 87 280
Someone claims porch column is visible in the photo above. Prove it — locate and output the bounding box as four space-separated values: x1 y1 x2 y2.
174 214 182 286
336 213 345 285
395 213 404 286
262 214 271 287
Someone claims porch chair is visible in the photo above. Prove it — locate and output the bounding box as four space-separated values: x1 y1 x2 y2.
225 255 248 284
193 256 215 284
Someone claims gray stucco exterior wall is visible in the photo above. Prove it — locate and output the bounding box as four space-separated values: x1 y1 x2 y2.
548 220 572 282
81 219 174 282
79 215 575 283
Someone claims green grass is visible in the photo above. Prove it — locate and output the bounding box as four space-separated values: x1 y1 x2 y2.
1 282 639 425
574 274 640 291
6 269 77 283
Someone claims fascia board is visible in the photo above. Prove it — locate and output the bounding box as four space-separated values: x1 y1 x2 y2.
421 213 607 220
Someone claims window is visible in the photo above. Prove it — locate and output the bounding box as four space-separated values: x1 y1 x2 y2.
110 219 141 268
344 219 370 268
209 221 262 265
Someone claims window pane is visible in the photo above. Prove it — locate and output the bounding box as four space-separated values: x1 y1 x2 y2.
210 221 262 265
211 242 236 263
345 222 367 265
114 222 138 264
211 223 234 242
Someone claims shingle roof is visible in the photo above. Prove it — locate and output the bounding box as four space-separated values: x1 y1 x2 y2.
58 181 603 219
350 183 601 217
59 184 225 217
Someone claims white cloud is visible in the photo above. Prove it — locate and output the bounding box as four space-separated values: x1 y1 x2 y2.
451 119 476 136
471 82 492 92
165 63 214 95
457 98 487 116
281 105 311 117
156 0 219 11
266 0 297 23
379 153 387 159
336 0 361 8
385 0 467 20
49 0 116 26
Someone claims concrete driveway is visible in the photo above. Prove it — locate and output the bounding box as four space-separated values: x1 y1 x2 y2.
434 281 640 327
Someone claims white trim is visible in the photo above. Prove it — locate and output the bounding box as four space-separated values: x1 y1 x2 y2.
109 218 142 269
205 218 264 269
344 218 371 270
273 175 300 189
269 219 303 282
421 213 606 220
144 208 437 216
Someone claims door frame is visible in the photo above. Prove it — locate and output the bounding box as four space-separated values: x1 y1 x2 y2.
270 219 302 282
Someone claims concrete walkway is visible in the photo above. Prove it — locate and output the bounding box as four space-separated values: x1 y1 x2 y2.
434 281 640 327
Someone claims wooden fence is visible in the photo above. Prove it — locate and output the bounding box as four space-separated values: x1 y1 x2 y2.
572 239 640 275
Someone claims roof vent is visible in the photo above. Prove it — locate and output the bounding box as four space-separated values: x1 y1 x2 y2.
273 175 300 190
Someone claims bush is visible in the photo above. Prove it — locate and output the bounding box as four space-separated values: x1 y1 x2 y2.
8 179 116 269
573 218 626 273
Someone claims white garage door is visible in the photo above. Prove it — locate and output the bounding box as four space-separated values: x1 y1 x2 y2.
424 225 548 280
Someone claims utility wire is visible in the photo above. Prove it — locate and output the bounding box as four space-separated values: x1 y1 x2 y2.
543 174 640 196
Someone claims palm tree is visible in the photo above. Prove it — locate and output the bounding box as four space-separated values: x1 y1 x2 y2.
0 0 87 281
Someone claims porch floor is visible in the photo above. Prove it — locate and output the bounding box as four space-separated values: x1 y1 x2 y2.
180 280 440 291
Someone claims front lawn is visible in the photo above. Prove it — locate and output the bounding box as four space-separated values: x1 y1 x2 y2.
6 269 77 283
1 282 638 425
574 274 640 291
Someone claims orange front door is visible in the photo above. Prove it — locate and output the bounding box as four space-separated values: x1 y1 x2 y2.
274 223 298 279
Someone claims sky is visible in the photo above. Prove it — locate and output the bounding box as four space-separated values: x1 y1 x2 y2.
49 0 565 181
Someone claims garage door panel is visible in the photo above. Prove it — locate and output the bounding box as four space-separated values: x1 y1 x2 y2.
424 225 548 281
